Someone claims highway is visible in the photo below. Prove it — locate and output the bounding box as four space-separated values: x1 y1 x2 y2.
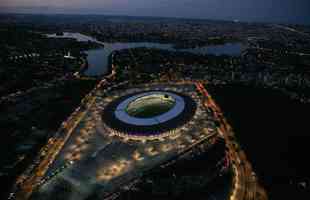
9 66 117 200
248 46 310 57
195 82 267 200
274 24 310 38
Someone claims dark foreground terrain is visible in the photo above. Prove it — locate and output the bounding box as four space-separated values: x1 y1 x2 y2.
0 79 97 199
208 84 310 200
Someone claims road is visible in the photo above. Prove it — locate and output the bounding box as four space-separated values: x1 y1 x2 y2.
248 46 310 57
195 82 267 200
9 65 117 200
12 90 96 200
274 24 310 38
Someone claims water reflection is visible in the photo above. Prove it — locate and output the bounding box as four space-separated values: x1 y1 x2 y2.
46 32 245 76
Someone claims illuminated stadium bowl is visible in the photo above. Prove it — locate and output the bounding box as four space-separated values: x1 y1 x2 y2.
102 91 197 139
125 93 176 118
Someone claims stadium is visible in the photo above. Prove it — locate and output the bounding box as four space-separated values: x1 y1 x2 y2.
23 82 228 200
101 90 197 139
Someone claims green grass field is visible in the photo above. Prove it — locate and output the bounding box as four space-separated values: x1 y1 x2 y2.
126 94 176 118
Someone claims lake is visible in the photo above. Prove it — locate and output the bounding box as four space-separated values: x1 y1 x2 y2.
85 42 245 76
46 32 245 76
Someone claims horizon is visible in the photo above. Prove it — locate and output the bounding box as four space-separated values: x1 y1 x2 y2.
1 9 310 26
1 0 310 25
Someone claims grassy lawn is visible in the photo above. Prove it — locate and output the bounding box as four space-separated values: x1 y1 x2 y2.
126 95 175 118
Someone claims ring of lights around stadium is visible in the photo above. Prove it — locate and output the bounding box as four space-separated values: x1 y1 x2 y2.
102 90 197 138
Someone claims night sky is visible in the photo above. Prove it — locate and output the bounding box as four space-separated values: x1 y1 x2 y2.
1 0 310 24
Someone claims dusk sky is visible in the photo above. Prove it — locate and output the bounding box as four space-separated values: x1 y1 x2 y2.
1 0 310 24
